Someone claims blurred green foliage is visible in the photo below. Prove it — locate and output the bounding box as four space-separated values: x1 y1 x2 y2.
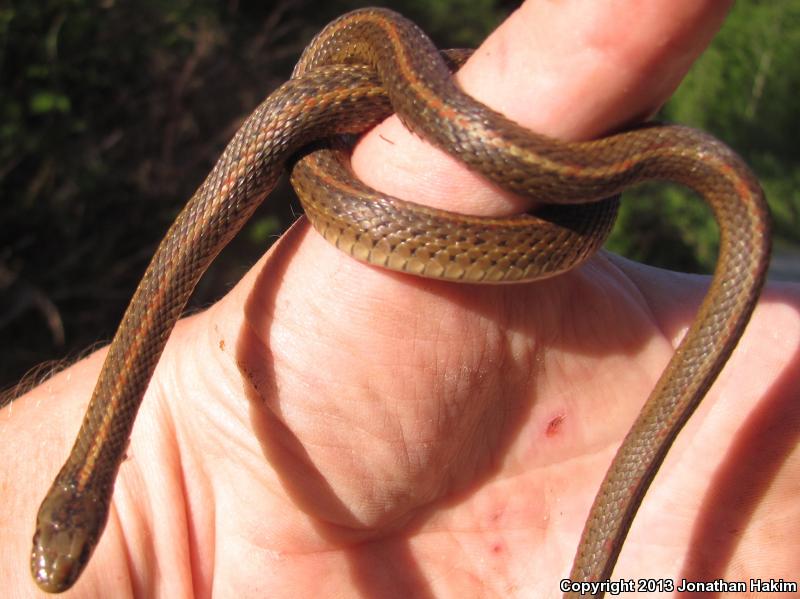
1 0 797 391
608 1 800 271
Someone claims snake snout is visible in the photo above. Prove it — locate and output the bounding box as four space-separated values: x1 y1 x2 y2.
31 523 89 593
31 484 107 593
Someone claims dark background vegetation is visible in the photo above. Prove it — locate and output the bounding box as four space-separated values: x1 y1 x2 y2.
2 0 798 392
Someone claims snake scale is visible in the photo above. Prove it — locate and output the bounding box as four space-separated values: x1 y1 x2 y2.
30 7 770 596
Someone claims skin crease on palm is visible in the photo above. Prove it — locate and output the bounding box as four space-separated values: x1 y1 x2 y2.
2 0 800 596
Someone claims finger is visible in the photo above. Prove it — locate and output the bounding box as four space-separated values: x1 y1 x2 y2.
351 0 733 215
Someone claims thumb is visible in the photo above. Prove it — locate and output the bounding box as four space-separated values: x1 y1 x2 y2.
351 0 733 216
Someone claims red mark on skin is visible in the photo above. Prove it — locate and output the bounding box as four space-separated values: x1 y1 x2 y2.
491 542 504 555
546 414 565 437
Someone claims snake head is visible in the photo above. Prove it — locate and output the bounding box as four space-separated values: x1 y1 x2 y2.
31 483 109 593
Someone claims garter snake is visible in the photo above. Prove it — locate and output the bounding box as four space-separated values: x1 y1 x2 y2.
30 7 770 596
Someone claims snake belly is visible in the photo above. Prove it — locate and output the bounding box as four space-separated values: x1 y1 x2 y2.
30 7 770 596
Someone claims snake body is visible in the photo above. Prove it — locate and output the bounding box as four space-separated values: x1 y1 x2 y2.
31 8 770 595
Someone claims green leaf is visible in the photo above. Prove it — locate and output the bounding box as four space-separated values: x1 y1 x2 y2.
29 91 71 114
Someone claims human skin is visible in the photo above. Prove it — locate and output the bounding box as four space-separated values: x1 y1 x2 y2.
3 0 800 597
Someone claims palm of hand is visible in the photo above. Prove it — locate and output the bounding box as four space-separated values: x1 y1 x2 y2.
151 227 799 596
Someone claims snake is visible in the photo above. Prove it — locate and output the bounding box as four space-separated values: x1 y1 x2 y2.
30 7 770 596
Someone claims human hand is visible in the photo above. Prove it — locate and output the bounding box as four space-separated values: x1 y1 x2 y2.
3 1 800 597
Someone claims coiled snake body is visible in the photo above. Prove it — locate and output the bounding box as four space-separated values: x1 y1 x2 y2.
31 8 770 596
